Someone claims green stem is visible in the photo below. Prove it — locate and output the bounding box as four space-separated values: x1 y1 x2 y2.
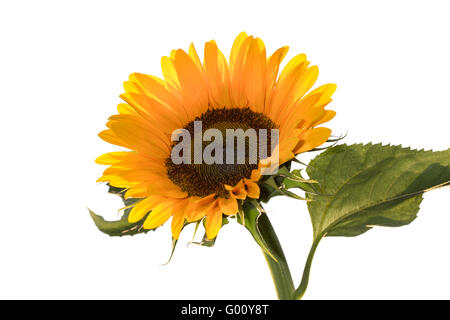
292 235 322 299
255 209 295 300
244 201 322 299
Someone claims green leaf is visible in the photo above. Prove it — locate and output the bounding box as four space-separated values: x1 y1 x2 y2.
307 143 450 239
88 198 153 237
294 143 450 299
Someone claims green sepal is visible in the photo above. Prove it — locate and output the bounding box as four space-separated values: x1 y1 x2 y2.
239 200 279 262
162 238 179 265
259 165 317 202
258 165 291 202
282 169 318 194
89 185 153 237
191 234 217 247
106 184 126 197
88 206 153 237
190 216 229 247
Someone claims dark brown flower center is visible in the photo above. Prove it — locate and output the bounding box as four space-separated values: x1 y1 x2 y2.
165 107 278 198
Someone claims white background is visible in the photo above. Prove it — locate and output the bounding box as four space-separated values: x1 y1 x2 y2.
0 0 449 299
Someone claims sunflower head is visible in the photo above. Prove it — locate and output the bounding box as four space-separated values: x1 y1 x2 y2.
96 32 336 240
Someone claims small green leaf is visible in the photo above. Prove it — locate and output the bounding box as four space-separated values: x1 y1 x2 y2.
294 143 450 299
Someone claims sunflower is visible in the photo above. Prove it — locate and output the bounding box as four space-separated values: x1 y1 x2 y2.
96 32 336 240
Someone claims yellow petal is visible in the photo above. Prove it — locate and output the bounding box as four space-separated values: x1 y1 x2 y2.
130 73 191 125
218 197 238 215
124 187 148 199
109 122 170 158
268 60 310 121
295 127 332 154
128 197 157 223
230 32 249 74
161 56 180 89
205 202 222 239
230 36 253 108
119 92 182 132
204 40 231 108
243 37 266 113
117 103 134 115
265 46 289 106
303 83 337 106
277 53 307 85
313 110 336 127
142 201 174 229
244 179 260 199
294 65 319 103
95 152 127 165
171 210 185 240
147 181 188 198
225 180 247 199
185 194 216 222
188 42 202 70
173 49 209 117
250 167 262 181
98 129 130 149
